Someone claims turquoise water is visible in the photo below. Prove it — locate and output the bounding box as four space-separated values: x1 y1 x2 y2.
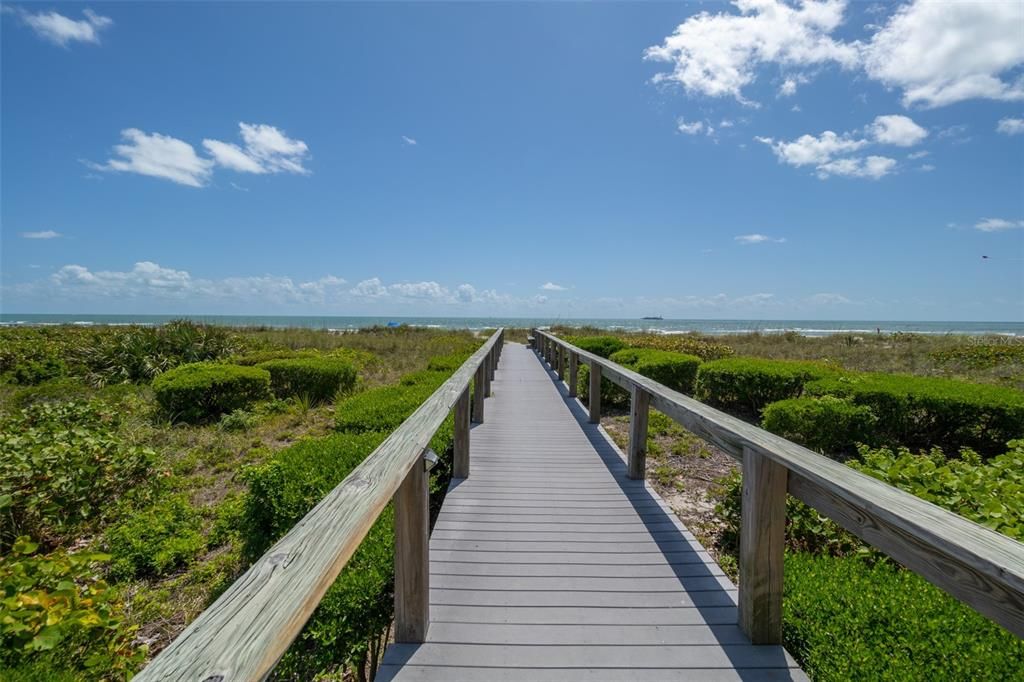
1 314 1021 337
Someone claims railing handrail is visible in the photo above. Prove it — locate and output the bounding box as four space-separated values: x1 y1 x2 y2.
532 329 1024 638
137 328 505 681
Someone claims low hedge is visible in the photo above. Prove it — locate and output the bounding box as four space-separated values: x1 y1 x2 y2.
610 348 702 394
806 373 1024 457
335 382 437 434
576 364 629 409
566 335 627 359
257 357 357 403
761 396 878 456
784 552 1024 680
152 363 271 423
694 357 833 416
229 349 321 366
242 432 391 677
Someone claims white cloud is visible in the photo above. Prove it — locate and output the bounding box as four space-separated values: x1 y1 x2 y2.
863 1 1024 108
868 114 927 146
735 234 786 245
20 230 61 239
8 6 112 47
647 0 1024 109
92 129 214 187
907 150 929 159
402 135 418 146
974 218 1024 232
816 155 897 180
918 163 935 172
676 118 705 135
645 0 857 104
204 123 310 175
756 130 867 166
997 117 1024 136
540 282 568 291
807 292 851 305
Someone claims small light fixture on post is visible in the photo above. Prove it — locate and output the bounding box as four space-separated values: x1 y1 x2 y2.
423 448 439 472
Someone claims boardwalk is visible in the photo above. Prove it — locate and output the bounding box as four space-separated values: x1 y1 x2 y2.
379 343 806 681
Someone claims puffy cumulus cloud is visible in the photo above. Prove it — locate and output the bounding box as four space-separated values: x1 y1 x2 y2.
997 118 1024 136
756 130 866 166
645 0 857 104
91 129 214 187
676 118 705 135
349 278 507 305
863 1 1024 108
6 6 112 47
816 155 897 180
868 114 927 146
735 234 786 244
974 218 1024 232
540 282 568 291
204 123 310 175
647 1 1024 109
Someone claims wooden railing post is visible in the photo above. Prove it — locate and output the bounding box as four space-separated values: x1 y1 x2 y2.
568 351 578 397
627 386 650 480
738 445 787 645
588 362 602 423
394 451 430 642
488 346 496 381
484 353 492 397
556 344 565 382
472 364 485 423
453 387 471 478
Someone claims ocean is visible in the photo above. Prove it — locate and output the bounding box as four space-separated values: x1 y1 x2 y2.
1 314 1021 337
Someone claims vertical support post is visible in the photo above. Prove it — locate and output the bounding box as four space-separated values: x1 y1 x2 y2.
453 387 470 478
588 362 602 424
738 446 787 645
556 344 565 382
568 351 578 398
484 353 492 397
472 364 485 423
488 346 496 382
394 452 430 642
627 385 650 480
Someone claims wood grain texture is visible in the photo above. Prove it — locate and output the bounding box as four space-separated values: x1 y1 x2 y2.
628 385 651 480
569 350 579 397
380 343 804 681
394 451 430 642
533 330 1024 638
134 329 504 682
588 361 602 424
471 366 484 424
453 388 470 479
739 446 786 644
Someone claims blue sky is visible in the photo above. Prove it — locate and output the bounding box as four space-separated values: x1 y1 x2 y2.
2 0 1022 320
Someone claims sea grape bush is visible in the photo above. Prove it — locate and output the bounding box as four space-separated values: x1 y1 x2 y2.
0 401 155 551
257 357 358 403
761 396 879 456
694 357 834 415
610 348 702 394
565 335 627 358
930 342 1024 369
806 372 1024 457
152 363 271 423
104 493 208 581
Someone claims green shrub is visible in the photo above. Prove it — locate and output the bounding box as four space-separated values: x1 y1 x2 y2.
806 373 1024 457
761 396 878 456
930 343 1024 369
257 357 357 403
0 538 145 677
335 382 437 434
104 494 207 581
610 348 702 394
9 357 67 386
71 320 246 386
230 349 320 366
152 363 271 423
218 408 259 432
399 369 450 388
784 552 1024 680
426 352 471 372
242 432 392 677
0 401 155 551
576 364 629 409
566 335 627 358
694 357 834 416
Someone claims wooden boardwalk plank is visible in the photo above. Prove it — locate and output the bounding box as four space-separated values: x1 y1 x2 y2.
380 343 806 681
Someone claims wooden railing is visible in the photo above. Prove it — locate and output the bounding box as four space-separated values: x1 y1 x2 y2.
531 329 1024 643
136 329 505 681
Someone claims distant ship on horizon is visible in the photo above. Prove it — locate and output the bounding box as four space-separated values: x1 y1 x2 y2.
641 315 663 320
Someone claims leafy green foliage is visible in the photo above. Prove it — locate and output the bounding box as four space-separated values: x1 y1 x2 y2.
71 320 247 386
610 348 702 394
426 352 472 372
257 357 357 403
0 538 145 677
104 494 207 581
930 342 1024 369
152 363 271 423
229 349 321 366
576 364 629 409
761 396 878 456
614 334 733 361
9 357 67 386
806 372 1024 457
694 357 834 416
851 441 1024 541
0 401 155 551
335 382 437 433
565 335 627 358
783 552 1024 681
